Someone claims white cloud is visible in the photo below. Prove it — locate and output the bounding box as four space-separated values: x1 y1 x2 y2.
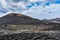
0 0 60 20
0 0 8 8
29 0 38 2
21 4 60 19
29 0 45 2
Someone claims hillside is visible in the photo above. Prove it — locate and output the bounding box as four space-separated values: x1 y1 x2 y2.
43 18 60 23
0 13 41 25
0 13 60 33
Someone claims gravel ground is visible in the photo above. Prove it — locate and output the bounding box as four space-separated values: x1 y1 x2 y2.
0 30 60 40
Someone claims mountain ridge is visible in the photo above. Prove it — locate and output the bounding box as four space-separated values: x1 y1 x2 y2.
43 18 60 23
0 13 41 25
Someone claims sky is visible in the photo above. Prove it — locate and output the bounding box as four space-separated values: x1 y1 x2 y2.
0 0 60 20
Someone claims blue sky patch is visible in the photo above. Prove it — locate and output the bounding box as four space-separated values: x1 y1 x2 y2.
12 0 20 3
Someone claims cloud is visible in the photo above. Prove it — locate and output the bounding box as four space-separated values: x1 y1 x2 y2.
22 4 60 19
0 0 60 20
0 1 8 13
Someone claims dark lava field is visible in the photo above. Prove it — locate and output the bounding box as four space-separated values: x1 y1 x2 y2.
0 31 60 40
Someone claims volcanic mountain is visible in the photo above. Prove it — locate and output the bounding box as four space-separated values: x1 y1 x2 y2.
43 18 60 23
0 13 60 31
0 13 41 25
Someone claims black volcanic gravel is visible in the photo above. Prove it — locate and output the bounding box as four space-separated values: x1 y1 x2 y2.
0 32 59 40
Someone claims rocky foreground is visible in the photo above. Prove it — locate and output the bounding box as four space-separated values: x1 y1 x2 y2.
0 24 60 40
0 31 60 40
